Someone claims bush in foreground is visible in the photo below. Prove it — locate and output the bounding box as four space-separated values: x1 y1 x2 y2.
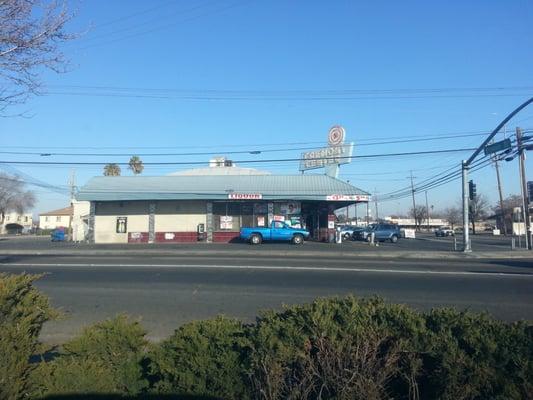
0 273 58 400
31 315 149 397
148 316 251 399
1 273 531 400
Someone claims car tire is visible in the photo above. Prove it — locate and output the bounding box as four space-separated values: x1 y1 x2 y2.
250 234 262 245
292 234 304 245
390 235 398 243
343 233 351 240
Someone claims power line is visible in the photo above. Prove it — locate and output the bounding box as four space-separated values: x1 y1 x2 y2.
3 128 528 151
0 132 500 157
0 147 477 166
75 0 252 51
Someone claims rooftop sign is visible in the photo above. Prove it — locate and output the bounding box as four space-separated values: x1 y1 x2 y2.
299 126 354 176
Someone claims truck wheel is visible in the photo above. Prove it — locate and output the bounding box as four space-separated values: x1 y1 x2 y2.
390 235 398 243
292 234 304 245
250 234 262 245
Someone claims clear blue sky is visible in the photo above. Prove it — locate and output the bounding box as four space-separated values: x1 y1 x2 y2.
2 0 532 217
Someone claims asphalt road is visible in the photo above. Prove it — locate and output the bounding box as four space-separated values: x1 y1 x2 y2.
1 253 532 343
0 231 521 254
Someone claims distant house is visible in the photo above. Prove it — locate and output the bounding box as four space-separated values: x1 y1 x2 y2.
39 206 73 230
0 212 33 234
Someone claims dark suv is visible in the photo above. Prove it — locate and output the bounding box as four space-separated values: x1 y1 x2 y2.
354 223 401 243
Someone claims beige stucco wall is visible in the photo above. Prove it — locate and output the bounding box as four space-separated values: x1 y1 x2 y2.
94 201 149 243
92 201 207 243
155 201 206 232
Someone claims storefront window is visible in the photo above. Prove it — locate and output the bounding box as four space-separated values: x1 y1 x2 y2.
212 201 302 231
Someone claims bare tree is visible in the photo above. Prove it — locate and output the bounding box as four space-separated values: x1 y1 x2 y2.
468 194 489 235
492 194 522 234
103 163 121 176
443 206 461 230
409 205 427 231
128 155 144 175
0 0 75 113
0 173 35 224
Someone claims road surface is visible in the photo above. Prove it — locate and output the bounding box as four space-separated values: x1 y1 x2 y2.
1 253 532 343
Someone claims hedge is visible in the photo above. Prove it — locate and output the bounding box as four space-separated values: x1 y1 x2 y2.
1 273 531 400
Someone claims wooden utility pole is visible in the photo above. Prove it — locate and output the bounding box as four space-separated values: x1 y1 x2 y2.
409 171 417 229
374 189 379 221
67 170 75 242
425 190 430 231
516 127 531 249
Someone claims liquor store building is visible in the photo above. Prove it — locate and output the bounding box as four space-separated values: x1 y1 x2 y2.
76 175 369 244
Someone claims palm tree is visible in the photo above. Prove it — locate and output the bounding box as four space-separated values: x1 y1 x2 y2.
103 163 121 176
128 155 144 175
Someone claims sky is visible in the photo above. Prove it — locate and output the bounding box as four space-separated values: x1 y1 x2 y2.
1 0 533 218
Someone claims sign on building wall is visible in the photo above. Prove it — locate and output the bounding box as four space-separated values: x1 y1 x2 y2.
228 193 262 200
299 126 354 176
220 216 233 230
326 194 369 201
280 202 301 215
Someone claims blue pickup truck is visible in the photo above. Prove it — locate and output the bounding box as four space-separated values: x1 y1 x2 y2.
240 221 310 245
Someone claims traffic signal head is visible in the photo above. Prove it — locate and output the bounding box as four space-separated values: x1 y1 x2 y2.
468 180 477 200
528 181 533 203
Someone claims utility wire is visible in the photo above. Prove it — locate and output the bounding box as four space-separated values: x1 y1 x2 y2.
0 147 477 166
0 132 501 157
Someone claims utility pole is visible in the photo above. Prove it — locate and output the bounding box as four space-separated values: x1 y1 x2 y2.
425 190 430 231
374 189 379 222
462 160 471 252
67 170 76 242
409 171 417 230
516 127 531 249
493 154 507 235
366 201 370 225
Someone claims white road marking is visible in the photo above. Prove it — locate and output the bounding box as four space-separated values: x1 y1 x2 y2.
1 262 532 278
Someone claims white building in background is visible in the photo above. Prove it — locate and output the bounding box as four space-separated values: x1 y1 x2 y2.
39 206 72 230
72 200 90 242
0 212 33 234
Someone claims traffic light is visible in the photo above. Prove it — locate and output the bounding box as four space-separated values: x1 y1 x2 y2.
528 181 533 203
468 180 477 200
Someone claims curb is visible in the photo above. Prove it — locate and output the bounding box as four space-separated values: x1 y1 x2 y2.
1 249 531 260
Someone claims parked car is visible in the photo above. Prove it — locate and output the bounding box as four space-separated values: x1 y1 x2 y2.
435 226 455 237
240 221 310 245
353 224 401 243
338 225 365 240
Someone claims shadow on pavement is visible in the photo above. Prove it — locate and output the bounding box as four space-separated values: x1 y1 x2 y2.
487 259 533 269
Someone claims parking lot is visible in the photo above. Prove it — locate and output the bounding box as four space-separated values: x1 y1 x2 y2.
0 231 521 254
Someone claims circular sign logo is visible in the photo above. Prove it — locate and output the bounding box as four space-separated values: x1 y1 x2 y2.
328 125 345 146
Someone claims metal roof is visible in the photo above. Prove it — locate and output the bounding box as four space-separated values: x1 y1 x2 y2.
76 175 369 202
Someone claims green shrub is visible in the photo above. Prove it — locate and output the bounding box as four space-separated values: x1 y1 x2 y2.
148 316 251 399
249 296 427 399
32 315 149 397
422 308 533 400
0 273 57 400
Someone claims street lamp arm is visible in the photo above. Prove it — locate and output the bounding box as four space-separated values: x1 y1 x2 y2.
466 97 533 166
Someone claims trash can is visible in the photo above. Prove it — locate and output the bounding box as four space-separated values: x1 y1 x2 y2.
51 228 65 242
